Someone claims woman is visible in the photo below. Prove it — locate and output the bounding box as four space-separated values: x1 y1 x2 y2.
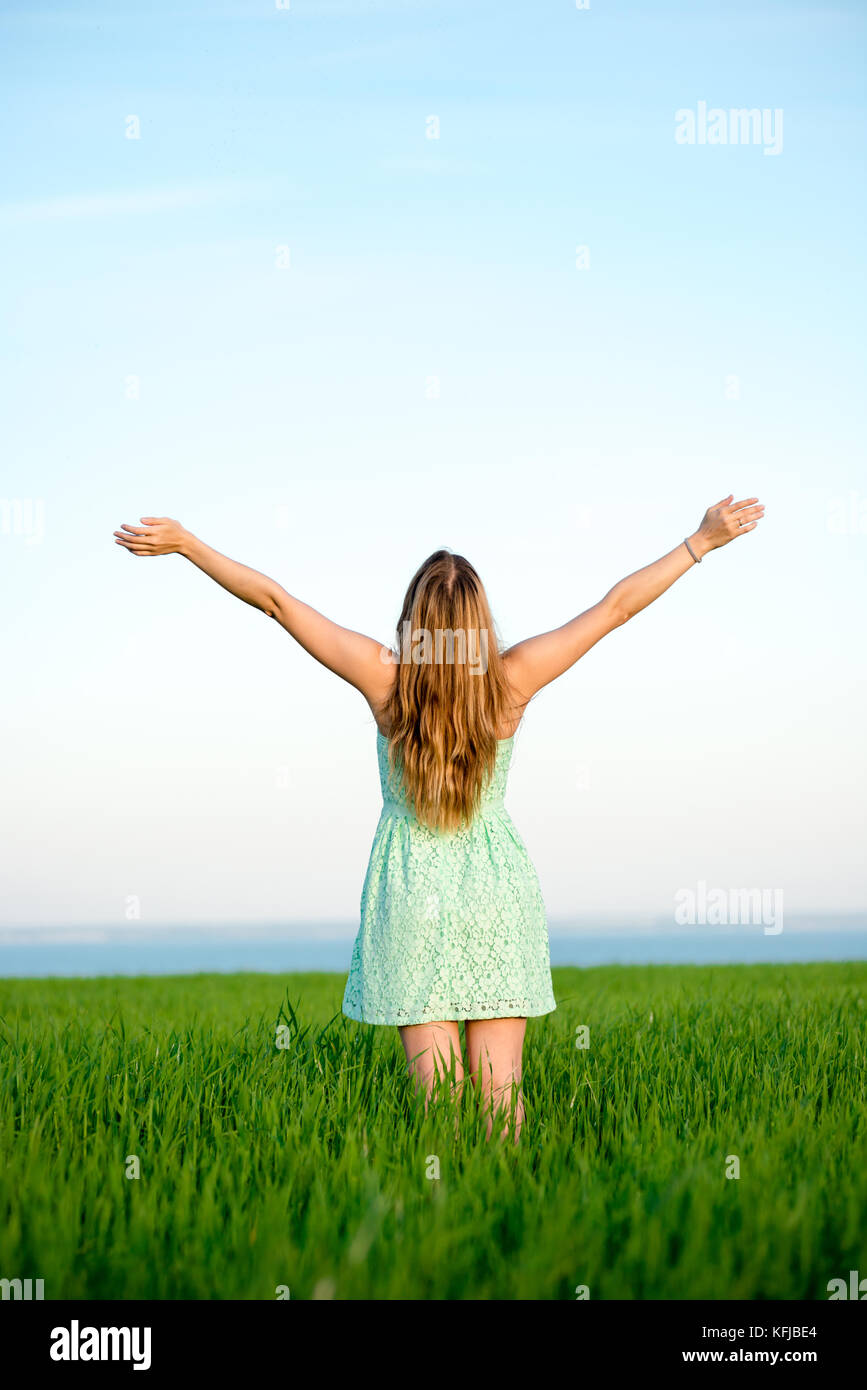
114 493 763 1139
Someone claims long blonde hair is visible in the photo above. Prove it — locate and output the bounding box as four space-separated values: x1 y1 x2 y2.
380 550 520 832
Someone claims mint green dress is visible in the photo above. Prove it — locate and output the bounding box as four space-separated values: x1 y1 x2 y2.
342 730 557 1026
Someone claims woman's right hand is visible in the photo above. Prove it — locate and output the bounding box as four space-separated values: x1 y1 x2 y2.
691 495 765 556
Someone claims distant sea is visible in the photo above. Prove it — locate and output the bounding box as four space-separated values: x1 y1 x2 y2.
0 916 865 978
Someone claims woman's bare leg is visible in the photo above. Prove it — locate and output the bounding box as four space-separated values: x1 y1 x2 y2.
398 1021 464 1111
465 1017 527 1142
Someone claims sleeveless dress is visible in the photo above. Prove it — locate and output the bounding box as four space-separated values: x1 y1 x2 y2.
341 729 558 1026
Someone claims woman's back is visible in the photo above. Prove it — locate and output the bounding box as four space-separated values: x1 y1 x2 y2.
341 723 556 1026
375 726 517 818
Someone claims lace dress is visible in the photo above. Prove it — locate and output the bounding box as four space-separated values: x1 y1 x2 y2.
342 729 558 1026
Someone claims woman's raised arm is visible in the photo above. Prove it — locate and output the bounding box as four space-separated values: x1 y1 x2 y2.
113 517 393 708
503 495 764 703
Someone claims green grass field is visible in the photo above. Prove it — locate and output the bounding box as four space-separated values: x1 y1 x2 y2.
1 963 865 1300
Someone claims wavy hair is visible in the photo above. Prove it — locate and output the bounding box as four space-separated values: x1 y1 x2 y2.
380 549 520 832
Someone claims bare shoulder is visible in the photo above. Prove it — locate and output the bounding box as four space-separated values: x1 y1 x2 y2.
499 598 622 701
368 669 397 738
500 652 532 738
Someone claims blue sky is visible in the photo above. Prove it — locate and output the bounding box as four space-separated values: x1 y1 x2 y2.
1 0 865 931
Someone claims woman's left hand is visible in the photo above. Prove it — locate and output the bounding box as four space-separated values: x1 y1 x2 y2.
113 517 189 556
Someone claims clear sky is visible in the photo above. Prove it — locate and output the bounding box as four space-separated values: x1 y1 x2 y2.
1 0 865 931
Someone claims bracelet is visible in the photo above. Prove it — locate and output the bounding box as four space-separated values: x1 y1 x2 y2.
683 537 701 565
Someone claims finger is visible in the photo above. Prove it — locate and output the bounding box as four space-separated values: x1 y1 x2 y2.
714 494 734 508
140 516 161 525
733 504 765 521
731 497 759 512
734 521 757 534
119 523 149 536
